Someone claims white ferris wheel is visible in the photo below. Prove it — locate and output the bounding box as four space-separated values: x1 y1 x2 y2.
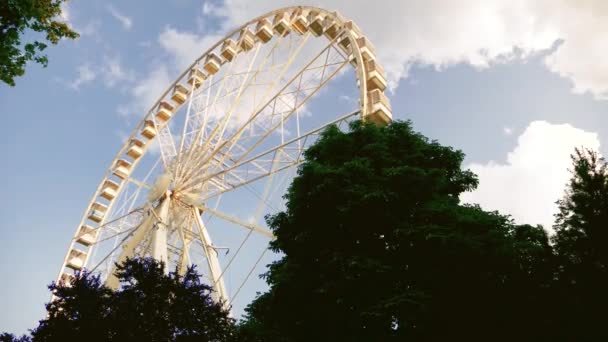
56 6 392 311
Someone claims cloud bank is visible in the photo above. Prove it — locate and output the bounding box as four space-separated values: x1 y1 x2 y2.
461 121 601 230
200 0 608 99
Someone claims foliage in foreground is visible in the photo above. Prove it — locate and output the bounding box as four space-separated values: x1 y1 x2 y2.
551 148 608 340
4 122 608 341
0 0 78 86
238 120 559 341
2 258 235 341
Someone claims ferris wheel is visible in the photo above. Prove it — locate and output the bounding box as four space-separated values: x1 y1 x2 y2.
56 6 392 311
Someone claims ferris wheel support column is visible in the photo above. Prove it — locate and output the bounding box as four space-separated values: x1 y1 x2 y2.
105 196 171 288
193 207 228 305
151 193 171 264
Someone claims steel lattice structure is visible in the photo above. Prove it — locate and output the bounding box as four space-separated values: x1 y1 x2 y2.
56 6 393 310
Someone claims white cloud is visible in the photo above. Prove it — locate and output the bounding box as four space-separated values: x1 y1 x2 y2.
59 2 71 22
158 26 221 70
503 127 513 135
107 5 133 30
131 65 172 113
541 1 608 99
69 64 96 90
461 121 601 231
78 20 102 37
202 1 218 15
339 95 354 102
102 56 134 88
200 0 608 99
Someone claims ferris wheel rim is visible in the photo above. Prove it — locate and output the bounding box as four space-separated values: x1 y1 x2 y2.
56 5 392 309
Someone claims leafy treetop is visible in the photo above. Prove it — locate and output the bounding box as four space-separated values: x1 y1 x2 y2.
0 0 78 86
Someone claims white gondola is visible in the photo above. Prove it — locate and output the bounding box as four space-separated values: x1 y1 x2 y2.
76 225 98 246
141 120 157 139
273 12 291 36
156 101 174 122
113 159 132 179
255 19 273 43
204 53 223 75
365 59 387 91
239 27 256 51
344 20 362 38
338 21 361 53
323 17 339 40
187 68 207 88
66 248 87 270
221 38 238 61
308 11 325 36
291 9 309 35
356 36 376 62
171 84 190 105
100 180 120 200
59 272 75 286
366 89 392 125
88 202 107 223
127 138 145 159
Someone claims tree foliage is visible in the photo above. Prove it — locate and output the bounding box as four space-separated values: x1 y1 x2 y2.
0 333 31 342
239 120 558 341
6 123 608 341
0 0 78 86
552 148 608 339
28 257 235 341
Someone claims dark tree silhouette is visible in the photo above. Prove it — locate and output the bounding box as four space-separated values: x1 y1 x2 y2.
0 333 31 342
238 120 557 341
29 257 235 341
552 148 608 340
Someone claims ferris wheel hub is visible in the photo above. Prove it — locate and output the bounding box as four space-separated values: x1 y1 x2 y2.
147 172 174 202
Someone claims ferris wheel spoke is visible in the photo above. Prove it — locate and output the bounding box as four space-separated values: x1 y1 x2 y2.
175 212 194 275
228 247 268 307
175 38 269 183
208 33 312 157
77 206 145 239
220 32 349 159
197 204 274 239
178 42 349 192
106 156 162 225
156 122 179 168
184 110 358 200
177 33 308 187
226 47 351 165
192 207 228 304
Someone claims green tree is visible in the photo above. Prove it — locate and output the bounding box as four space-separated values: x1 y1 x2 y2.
0 0 78 86
30 257 235 341
0 333 31 342
239 120 557 341
552 148 608 339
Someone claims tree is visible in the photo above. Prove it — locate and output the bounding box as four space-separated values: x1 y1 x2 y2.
0 333 31 342
238 120 558 341
30 257 235 341
552 148 608 339
0 0 78 86
32 272 112 341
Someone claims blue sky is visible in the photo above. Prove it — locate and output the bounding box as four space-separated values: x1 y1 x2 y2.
2 0 608 334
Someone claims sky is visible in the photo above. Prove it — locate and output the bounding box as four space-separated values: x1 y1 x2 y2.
2 0 608 335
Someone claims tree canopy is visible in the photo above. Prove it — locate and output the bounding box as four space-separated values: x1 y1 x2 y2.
552 148 608 340
0 0 78 86
238 120 558 341
5 122 608 341
29 258 235 341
